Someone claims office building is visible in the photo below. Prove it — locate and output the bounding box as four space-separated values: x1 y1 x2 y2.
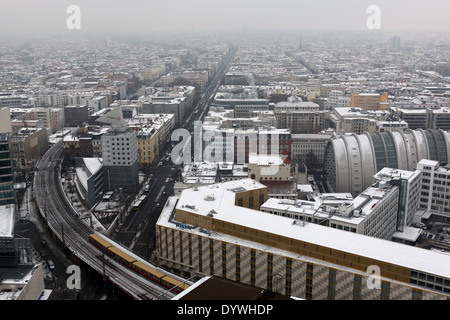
74 157 104 209
262 166 421 240
350 92 389 111
200 126 291 165
390 107 450 131
213 87 269 110
416 159 450 217
156 179 450 300
389 107 429 130
64 105 89 127
329 107 388 135
10 128 48 172
98 108 138 192
20 108 65 134
291 133 332 170
205 106 276 130
274 100 328 134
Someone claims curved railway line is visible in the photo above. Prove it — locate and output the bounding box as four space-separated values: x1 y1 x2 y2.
33 141 183 300
32 47 236 300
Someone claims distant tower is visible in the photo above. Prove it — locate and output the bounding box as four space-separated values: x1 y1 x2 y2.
298 36 303 52
390 36 401 52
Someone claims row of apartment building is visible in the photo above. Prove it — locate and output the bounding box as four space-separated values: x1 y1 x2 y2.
62 113 175 168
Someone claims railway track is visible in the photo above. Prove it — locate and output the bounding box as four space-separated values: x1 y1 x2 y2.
33 141 175 300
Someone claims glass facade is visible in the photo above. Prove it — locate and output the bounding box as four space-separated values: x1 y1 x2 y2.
435 130 448 164
324 142 336 192
424 130 439 161
0 237 16 267
370 132 387 172
381 132 398 169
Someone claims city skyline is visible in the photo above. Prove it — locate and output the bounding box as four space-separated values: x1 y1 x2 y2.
0 0 450 38
1 0 450 302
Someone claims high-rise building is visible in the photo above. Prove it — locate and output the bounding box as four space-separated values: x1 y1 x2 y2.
98 108 138 192
390 36 401 52
416 159 450 216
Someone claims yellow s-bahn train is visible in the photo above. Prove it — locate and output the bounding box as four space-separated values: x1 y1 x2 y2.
88 233 189 293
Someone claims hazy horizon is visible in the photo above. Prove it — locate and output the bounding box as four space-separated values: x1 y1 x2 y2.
0 0 449 38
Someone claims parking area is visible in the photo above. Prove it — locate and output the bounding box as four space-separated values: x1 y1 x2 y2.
416 220 450 251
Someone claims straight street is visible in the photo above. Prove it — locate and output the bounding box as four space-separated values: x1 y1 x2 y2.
112 46 236 260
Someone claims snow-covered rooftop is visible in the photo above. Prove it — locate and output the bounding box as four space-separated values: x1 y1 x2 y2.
374 167 421 182
167 179 450 279
248 153 284 166
83 157 103 175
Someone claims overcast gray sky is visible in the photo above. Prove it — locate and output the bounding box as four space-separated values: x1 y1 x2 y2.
1 0 449 37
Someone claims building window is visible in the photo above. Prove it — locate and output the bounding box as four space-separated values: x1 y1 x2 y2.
305 263 313 300
236 246 240 282
380 281 390 300
285 258 292 296
250 250 256 286
328 269 336 300
210 239 214 275
267 254 273 291
222 242 227 278
353 275 362 300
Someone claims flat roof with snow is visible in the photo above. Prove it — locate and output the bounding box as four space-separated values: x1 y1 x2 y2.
167 179 450 279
